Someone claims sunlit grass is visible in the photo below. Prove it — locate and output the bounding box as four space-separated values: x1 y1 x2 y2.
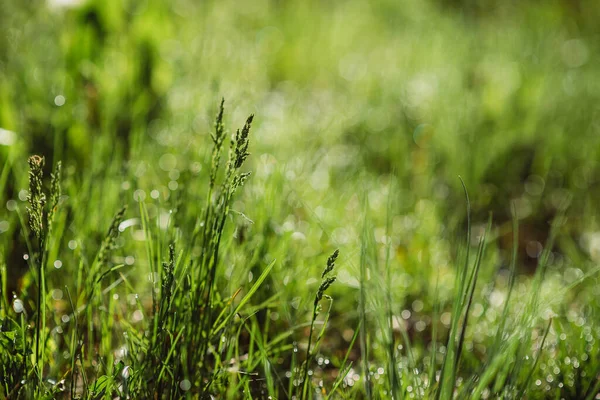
2 0 600 398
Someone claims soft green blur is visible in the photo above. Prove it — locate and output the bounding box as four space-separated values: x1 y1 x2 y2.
3 1 600 226
1 0 600 397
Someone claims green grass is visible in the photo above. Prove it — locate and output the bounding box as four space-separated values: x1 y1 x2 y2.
2 0 600 398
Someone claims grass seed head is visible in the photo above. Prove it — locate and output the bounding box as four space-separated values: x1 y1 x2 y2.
210 99 227 188
315 276 337 308
233 115 253 169
47 161 62 225
322 248 339 278
315 249 340 307
161 243 176 297
97 206 127 266
27 155 46 241
213 98 225 144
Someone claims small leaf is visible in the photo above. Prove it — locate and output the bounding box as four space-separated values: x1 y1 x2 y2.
2 331 16 341
90 375 111 396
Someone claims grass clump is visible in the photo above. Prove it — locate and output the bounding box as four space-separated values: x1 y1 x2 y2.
2 99 600 400
1 100 281 399
1 98 599 399
3 1 600 398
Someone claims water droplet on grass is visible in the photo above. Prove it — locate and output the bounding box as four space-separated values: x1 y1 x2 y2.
13 299 24 313
133 189 146 202
54 95 66 106
159 153 177 171
131 310 143 322
0 220 9 233
6 200 17 211
169 169 180 180
179 379 191 391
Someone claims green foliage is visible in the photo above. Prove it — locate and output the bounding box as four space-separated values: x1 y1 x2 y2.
2 1 600 399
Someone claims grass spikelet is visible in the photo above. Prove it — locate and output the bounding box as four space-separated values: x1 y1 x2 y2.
233 115 253 169
314 276 336 308
209 98 226 190
301 249 339 398
96 205 127 267
23 155 64 394
27 155 47 388
322 248 339 278
27 155 46 242
47 161 61 225
161 242 176 308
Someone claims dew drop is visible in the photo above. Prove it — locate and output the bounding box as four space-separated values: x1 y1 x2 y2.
13 299 24 313
51 289 63 300
179 379 191 391
6 200 17 211
54 95 66 106
131 310 143 322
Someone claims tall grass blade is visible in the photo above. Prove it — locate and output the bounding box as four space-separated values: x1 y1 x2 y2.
359 195 373 400
384 177 401 399
436 177 471 400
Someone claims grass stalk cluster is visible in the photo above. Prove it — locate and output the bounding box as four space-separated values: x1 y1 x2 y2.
0 101 599 399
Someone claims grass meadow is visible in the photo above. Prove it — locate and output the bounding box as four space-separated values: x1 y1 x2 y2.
1 0 600 398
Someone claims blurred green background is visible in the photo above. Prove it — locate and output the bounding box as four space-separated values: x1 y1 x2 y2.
1 0 600 396
3 0 600 265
